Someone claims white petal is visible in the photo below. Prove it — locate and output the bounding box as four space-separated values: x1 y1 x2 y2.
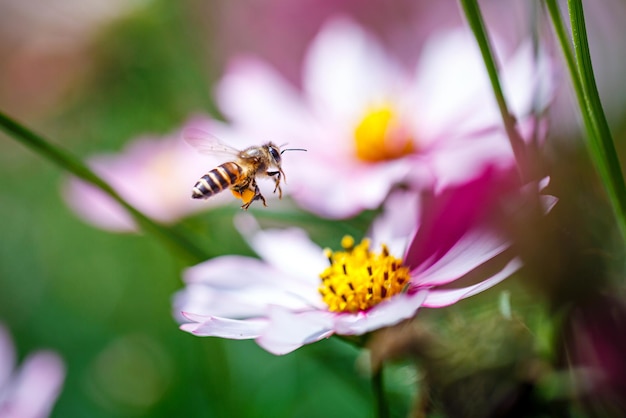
422 258 522 308
334 291 428 335
240 223 328 285
256 307 335 355
182 256 323 311
180 314 268 339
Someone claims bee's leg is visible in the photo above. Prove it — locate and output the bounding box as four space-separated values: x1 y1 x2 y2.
253 181 268 207
267 171 282 199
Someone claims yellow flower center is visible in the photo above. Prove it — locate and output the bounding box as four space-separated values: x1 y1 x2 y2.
354 106 415 162
319 235 411 313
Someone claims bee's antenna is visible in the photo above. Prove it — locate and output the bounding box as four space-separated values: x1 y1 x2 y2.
281 148 307 155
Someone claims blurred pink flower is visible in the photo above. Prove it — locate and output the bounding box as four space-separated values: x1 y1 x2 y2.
174 168 548 355
0 324 65 418
63 118 253 232
216 17 553 218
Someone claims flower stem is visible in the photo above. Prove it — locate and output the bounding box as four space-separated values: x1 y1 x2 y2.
372 364 389 418
0 110 209 263
545 0 626 244
457 0 531 181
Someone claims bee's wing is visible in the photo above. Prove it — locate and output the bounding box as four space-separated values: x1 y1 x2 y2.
182 127 241 157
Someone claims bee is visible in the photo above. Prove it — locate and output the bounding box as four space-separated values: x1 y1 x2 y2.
184 128 305 209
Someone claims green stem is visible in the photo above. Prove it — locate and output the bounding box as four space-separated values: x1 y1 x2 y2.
546 0 626 243
0 111 209 264
458 0 531 181
372 365 389 418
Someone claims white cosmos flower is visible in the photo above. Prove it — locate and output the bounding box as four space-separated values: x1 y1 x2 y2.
216 16 553 218
173 168 547 355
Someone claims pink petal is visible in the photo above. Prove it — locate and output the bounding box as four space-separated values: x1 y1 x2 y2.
334 291 428 335
180 314 268 339
426 129 516 194
413 227 510 287
256 307 335 355
422 258 522 308
3 351 65 418
405 166 518 271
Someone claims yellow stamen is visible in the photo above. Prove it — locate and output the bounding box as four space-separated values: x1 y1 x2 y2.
354 106 415 162
319 236 411 313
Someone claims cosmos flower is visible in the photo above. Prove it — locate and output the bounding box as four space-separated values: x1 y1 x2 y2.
175 168 549 355
0 324 65 418
216 16 553 218
63 117 262 232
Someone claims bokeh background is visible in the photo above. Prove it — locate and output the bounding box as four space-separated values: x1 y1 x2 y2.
2 0 626 417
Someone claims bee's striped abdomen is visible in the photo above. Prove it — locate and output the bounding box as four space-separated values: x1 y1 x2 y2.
192 162 242 199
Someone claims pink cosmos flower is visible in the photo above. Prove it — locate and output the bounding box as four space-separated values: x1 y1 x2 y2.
63 117 262 232
175 167 550 355
216 16 553 218
0 324 65 418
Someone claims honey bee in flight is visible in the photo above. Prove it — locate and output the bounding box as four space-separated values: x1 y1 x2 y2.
184 128 305 209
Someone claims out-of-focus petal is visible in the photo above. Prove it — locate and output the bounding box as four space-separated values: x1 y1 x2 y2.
217 57 317 138
412 29 496 141
63 118 236 232
62 178 136 231
256 307 335 355
425 129 515 194
289 160 413 219
334 291 428 335
501 40 554 119
422 257 522 308
3 351 65 418
303 16 406 123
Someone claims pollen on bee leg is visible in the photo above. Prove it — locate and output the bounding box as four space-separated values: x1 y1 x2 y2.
232 188 256 205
